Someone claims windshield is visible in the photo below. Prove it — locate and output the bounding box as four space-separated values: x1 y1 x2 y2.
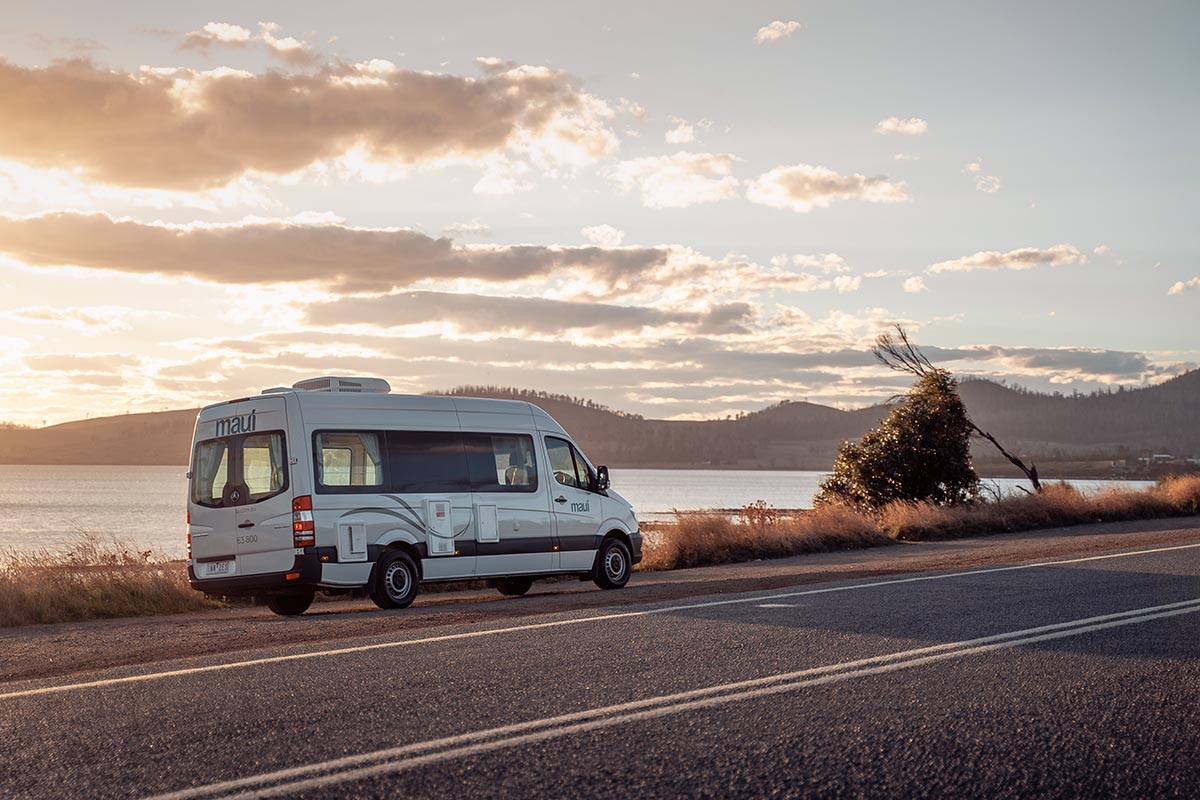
191 431 288 508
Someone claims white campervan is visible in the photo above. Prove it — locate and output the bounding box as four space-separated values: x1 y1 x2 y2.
187 377 642 616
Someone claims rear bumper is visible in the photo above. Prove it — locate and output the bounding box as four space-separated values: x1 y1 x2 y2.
188 551 322 596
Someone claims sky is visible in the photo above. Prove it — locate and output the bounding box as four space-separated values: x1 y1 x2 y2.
0 0 1197 426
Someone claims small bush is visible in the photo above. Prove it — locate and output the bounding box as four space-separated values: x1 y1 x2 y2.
0 533 216 628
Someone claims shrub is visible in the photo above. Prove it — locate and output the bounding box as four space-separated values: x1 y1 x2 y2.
815 370 979 511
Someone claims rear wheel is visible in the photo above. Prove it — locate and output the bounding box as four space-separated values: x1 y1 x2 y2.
265 588 314 616
592 537 631 590
495 576 534 596
371 550 420 609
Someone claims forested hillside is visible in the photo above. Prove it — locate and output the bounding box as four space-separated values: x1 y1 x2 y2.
1 372 1197 473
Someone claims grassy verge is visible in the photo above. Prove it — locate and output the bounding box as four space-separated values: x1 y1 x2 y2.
640 475 1200 569
3 477 1197 627
0 534 217 628
878 474 1200 541
639 501 892 570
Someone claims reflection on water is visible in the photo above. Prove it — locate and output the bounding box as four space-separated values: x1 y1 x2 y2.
0 465 1155 559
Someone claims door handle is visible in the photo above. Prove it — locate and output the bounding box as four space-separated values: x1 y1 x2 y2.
555 496 567 504
237 521 255 529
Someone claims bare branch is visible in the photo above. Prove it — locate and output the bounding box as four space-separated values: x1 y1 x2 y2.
873 324 935 377
970 422 1042 493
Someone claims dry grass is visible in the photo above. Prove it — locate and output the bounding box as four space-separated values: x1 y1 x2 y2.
640 476 1200 566
879 474 1200 542
4 477 1197 627
639 501 892 571
0 533 217 628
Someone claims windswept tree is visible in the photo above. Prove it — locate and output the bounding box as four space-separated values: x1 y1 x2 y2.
814 362 980 511
815 325 1042 511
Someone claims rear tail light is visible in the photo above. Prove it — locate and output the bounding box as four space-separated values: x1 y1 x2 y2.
186 510 192 559
293 495 315 547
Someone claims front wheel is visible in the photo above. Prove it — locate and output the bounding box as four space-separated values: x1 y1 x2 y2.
265 588 315 616
592 538 631 590
371 550 420 609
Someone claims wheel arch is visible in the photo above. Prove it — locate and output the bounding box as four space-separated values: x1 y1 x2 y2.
370 539 424 582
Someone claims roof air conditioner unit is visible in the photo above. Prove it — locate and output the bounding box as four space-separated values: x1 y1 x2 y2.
292 376 392 394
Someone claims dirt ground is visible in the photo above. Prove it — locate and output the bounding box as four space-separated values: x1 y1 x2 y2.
3 517 1198 684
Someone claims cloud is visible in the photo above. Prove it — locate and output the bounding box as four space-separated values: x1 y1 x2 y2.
746 163 908 212
903 276 927 293
581 224 625 246
894 153 921 161
605 152 741 209
833 275 862 294
0 58 617 190
257 22 319 67
304 292 755 336
753 21 803 44
0 306 134 335
790 253 849 273
0 211 671 294
442 220 492 238
182 22 254 48
927 244 1086 274
1092 245 1111 256
181 21 318 66
975 175 1002 193
473 157 535 195
875 117 928 135
1168 277 1200 295
963 161 982 174
23 353 139 372
664 118 695 144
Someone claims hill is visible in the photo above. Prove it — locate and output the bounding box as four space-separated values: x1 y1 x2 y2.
1 372 1198 475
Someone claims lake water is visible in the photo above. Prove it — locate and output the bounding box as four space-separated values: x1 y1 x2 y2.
0 465 1155 559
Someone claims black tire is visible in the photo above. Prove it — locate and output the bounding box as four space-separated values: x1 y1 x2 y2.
265 588 314 616
592 537 632 590
495 576 534 596
370 550 420 610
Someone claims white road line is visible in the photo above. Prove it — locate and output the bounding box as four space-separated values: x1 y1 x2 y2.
3 539 1199 701
141 597 1200 800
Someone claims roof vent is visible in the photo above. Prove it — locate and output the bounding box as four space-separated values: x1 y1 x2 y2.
292 376 391 394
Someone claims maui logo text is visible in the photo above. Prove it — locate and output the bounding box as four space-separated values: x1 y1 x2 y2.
214 410 257 437
570 501 590 512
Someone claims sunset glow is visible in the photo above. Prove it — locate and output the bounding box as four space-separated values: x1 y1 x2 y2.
1 3 1197 425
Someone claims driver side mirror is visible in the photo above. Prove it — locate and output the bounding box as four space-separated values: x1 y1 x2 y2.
595 465 610 491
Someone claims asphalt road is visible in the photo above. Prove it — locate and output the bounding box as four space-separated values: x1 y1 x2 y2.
4 538 1200 799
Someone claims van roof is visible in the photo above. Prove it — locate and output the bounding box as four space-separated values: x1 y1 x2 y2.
199 391 569 436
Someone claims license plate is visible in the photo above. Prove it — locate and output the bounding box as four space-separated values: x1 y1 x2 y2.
206 560 232 577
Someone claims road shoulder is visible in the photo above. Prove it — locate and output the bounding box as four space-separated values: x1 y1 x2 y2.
3 517 1197 684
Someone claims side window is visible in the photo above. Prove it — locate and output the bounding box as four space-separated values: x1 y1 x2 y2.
545 436 581 489
315 432 384 491
464 433 538 492
386 431 470 493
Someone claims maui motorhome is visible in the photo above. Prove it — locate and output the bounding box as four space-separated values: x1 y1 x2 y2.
187 377 642 616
